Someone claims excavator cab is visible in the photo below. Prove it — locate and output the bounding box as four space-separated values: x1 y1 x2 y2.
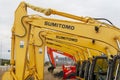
88 56 108 80
79 56 108 80
84 60 90 80
76 61 81 76
79 60 87 78
108 55 120 80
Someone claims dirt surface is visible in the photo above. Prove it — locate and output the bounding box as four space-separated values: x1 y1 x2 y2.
0 66 62 80
0 70 4 80
44 66 62 80
0 70 3 80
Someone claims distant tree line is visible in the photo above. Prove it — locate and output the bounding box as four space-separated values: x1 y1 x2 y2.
0 59 10 65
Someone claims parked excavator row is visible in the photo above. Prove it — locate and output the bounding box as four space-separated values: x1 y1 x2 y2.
2 1 120 80
44 32 110 80
41 30 120 80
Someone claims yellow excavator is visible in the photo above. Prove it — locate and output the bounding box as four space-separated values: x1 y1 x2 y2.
2 1 120 80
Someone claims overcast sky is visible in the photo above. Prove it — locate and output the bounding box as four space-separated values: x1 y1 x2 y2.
0 0 120 59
